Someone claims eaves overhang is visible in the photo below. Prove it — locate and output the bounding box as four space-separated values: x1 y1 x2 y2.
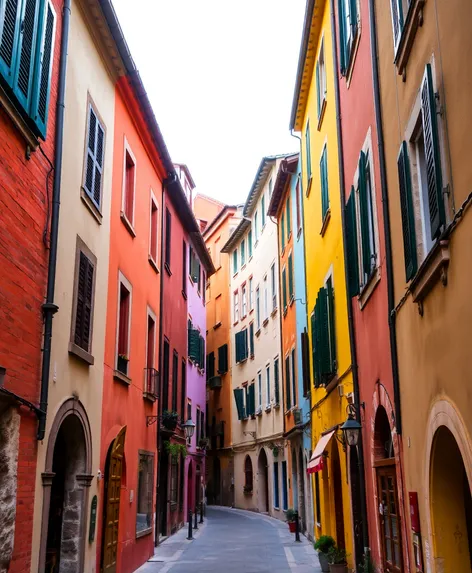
268 154 299 217
203 204 240 239
221 219 251 254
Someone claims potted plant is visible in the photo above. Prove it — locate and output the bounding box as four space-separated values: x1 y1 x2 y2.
162 410 179 431
117 354 129 375
198 437 210 450
243 485 253 495
358 552 377 573
164 441 187 462
314 535 335 572
327 547 348 573
285 508 297 533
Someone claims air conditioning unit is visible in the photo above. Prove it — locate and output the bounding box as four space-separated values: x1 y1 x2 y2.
209 375 222 389
293 408 303 425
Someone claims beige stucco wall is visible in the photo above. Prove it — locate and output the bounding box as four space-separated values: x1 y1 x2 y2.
228 160 287 519
30 1 115 571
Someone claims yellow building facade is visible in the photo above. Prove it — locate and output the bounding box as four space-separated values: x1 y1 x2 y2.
290 0 354 564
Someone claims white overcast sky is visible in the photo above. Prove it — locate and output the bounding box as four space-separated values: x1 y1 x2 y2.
112 0 306 205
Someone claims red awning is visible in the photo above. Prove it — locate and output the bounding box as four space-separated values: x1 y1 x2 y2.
307 429 336 474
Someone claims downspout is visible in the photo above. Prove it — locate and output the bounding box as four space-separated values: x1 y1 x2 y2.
37 0 72 441
369 0 402 436
329 0 369 557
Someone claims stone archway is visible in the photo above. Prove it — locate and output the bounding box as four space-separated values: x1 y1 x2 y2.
257 448 269 514
38 398 93 573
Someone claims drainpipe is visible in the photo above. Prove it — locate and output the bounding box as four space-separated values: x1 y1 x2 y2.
329 0 369 556
369 0 403 436
37 0 72 441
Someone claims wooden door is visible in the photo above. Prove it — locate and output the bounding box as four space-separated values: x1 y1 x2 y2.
377 466 402 573
102 427 126 573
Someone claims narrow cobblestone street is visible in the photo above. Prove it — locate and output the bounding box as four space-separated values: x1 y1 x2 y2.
136 507 321 573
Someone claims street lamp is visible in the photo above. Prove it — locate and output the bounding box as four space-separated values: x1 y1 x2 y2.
340 405 362 447
182 418 196 440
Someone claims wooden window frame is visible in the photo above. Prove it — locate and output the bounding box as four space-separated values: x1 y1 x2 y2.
121 137 137 236
136 450 154 538
115 271 132 381
148 189 159 272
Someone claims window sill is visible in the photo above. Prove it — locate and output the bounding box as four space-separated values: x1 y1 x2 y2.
262 318 269 327
345 25 361 87
0 86 39 151
249 308 254 315
358 266 381 310
265 405 271 413
181 290 187 300
297 227 303 240
213 321 222 330
165 262 172 276
81 188 103 224
306 177 313 197
143 391 157 403
274 402 280 409
250 353 255 360
317 98 327 131
255 328 261 337
320 208 331 237
256 408 262 416
243 489 253 496
136 527 152 539
271 307 278 318
113 370 131 386
289 296 295 307
120 211 136 237
68 342 95 366
148 255 159 274
233 271 238 279
241 264 246 271
410 239 450 310
283 307 288 317
237 358 248 365
394 0 425 80
233 320 239 327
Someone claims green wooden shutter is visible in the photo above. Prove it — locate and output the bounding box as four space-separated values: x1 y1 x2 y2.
248 384 255 416
218 344 228 373
338 0 348 74
397 142 418 281
84 106 104 208
281 211 286 251
326 279 337 373
189 328 200 362
311 306 320 387
233 249 238 274
391 0 404 47
305 122 312 180
301 330 310 397
316 61 321 118
235 332 239 363
282 268 287 310
248 230 253 257
421 63 445 240
0 0 22 85
187 319 192 355
318 287 331 382
249 322 254 357
285 356 291 409
274 359 280 405
233 388 244 420
261 196 266 226
346 186 360 297
74 251 94 351
286 198 291 237
350 0 358 38
358 151 371 275
288 254 294 299
30 0 55 138
242 329 248 361
320 147 329 218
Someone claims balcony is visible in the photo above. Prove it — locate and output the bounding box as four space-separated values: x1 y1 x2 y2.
143 368 159 401
208 375 222 390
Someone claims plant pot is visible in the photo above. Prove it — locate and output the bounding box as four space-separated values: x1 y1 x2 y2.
288 521 296 533
318 552 330 573
328 564 347 573
162 419 178 431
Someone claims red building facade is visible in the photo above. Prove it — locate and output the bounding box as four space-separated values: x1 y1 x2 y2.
0 0 62 569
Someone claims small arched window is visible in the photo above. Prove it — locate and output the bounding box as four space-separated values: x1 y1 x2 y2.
244 455 253 492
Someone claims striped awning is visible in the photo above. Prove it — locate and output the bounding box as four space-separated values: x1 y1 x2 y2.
307 429 336 474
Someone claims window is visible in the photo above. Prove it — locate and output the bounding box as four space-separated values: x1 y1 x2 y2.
274 358 280 406
70 239 96 361
258 371 262 410
339 0 359 75
248 230 253 258
149 193 159 268
189 246 200 284
146 312 155 369
249 322 255 358
311 278 336 387
285 355 291 410
215 294 222 326
241 283 247 317
182 241 187 295
218 344 228 373
136 452 154 535
296 179 302 233
291 348 297 408
202 271 206 303
165 208 171 270
244 456 253 492
117 275 132 376
282 267 287 312
123 145 136 227
233 290 239 323
265 364 270 408
215 237 221 268
207 351 215 380
181 359 186 419
320 145 329 220
170 458 178 506
273 462 279 508
235 329 248 363
261 195 266 227
315 471 322 525
254 211 259 242
196 407 201 443
281 210 286 251
187 402 192 424
0 0 56 139
249 277 254 311
255 287 261 330
172 350 178 412
301 329 311 397
282 461 288 510
288 253 294 301
83 104 105 211
305 121 312 183
269 178 273 198
162 339 170 411
389 0 409 50
233 248 238 275
271 263 277 311
316 38 327 120
240 239 246 267
286 197 291 237
263 275 268 321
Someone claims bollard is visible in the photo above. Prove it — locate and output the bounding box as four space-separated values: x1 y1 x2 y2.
187 510 193 540
194 506 198 530
199 501 204 524
294 511 301 542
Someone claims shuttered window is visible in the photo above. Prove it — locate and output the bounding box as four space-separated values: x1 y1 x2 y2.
305 121 312 182
172 350 178 412
288 254 294 300
311 283 336 387
165 208 171 269
338 0 358 76
207 351 215 380
274 358 280 405
273 462 280 508
397 142 417 281
346 187 360 297
233 388 245 420
282 267 287 311
83 104 105 210
233 248 238 275
188 327 200 364
235 329 248 363
247 383 255 416
218 344 228 374
286 197 291 237
301 330 310 397
73 250 95 353
358 151 377 282
249 322 255 358
182 241 187 294
291 348 297 407
261 195 266 227
248 230 253 258
389 0 407 50
320 145 329 219
281 211 286 251
0 0 56 139
285 355 291 410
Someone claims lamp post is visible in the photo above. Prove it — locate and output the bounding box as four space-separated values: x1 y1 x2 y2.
340 405 362 448
182 418 196 441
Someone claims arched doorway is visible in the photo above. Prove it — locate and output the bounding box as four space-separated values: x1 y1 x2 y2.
349 445 363 568
331 440 345 549
291 449 298 512
298 447 306 532
257 449 269 513
430 426 472 572
374 406 402 573
101 427 126 573
244 455 253 494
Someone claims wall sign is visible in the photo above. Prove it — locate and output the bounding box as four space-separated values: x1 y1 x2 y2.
89 495 98 543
